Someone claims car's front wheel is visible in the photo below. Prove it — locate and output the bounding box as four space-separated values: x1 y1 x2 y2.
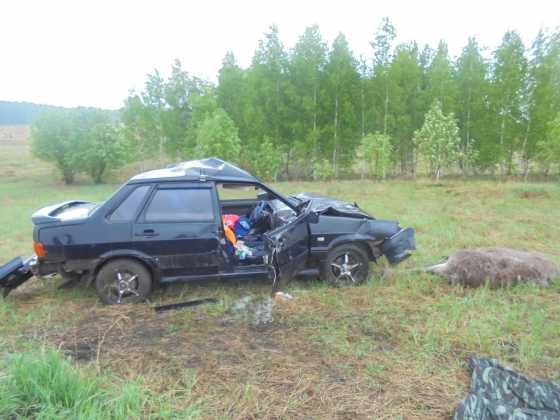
95 259 152 304
321 244 370 287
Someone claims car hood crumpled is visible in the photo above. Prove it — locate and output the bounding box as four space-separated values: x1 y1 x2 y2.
290 192 372 219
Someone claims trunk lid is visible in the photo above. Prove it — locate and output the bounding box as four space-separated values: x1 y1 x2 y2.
32 201 97 225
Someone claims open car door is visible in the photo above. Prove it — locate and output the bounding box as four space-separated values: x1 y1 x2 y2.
264 202 315 290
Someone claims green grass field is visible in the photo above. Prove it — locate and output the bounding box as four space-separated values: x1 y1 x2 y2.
1 143 559 418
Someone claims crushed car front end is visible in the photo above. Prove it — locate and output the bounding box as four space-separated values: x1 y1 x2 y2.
292 192 416 265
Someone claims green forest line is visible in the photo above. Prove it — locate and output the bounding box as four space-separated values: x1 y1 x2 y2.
21 19 560 182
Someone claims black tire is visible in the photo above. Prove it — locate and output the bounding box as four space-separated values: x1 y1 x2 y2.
95 259 152 305
321 244 370 287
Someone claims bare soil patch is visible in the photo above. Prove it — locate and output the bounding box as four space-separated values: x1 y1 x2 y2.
0 125 30 145
519 190 551 199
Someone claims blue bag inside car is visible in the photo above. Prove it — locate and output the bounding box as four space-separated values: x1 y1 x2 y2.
235 217 251 238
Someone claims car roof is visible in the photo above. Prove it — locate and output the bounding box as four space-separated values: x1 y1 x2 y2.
128 157 260 184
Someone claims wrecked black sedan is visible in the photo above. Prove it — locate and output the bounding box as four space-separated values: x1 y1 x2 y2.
0 158 415 304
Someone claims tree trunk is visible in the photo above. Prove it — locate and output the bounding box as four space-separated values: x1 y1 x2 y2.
62 168 74 185
159 136 165 165
285 148 290 180
507 141 514 176
313 86 317 132
92 162 106 184
499 111 506 176
400 144 406 175
383 84 389 135
276 78 281 144
412 149 417 180
157 106 165 164
332 95 339 178
464 88 472 175
361 83 365 138
312 86 319 169
521 119 531 182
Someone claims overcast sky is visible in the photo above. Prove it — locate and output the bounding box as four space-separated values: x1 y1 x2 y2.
1 0 558 109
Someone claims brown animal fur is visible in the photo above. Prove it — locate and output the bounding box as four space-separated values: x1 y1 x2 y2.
426 247 560 288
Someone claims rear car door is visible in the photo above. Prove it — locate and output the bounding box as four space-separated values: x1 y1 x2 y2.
133 183 221 279
265 204 312 287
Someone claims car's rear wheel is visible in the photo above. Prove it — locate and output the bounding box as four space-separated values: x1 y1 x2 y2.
95 259 152 305
321 244 370 287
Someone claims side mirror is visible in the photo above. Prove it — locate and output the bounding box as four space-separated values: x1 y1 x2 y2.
307 211 319 224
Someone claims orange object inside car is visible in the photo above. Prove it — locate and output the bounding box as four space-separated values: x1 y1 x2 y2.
222 214 240 248
223 224 237 247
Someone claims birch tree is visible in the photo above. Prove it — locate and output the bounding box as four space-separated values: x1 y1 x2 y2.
536 113 560 174
491 31 528 175
217 52 248 140
360 132 392 179
288 25 327 168
524 30 560 178
194 108 241 163
370 17 396 135
324 34 360 176
455 37 489 173
414 101 462 180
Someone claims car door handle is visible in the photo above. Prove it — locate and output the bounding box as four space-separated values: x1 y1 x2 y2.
136 229 159 237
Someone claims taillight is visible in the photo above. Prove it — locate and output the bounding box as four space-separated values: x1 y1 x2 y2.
34 241 46 259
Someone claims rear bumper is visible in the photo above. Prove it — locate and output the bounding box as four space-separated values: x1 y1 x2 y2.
30 260 58 277
0 255 36 296
382 227 416 264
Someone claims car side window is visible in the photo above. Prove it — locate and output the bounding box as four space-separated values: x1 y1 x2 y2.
109 185 151 222
144 188 214 222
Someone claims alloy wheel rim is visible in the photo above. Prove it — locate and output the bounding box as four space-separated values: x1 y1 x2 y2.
330 252 362 284
108 270 140 303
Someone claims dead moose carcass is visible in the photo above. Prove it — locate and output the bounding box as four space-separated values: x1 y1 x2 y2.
427 247 560 288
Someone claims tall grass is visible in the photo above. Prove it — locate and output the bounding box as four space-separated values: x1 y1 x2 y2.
0 350 144 419
0 350 201 419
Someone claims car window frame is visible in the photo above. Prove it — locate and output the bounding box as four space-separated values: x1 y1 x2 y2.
105 184 154 224
215 182 270 202
217 181 299 213
136 182 219 225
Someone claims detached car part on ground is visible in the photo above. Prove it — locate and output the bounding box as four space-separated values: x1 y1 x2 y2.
0 158 415 304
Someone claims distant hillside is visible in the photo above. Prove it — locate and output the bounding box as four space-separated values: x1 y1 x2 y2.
0 101 64 125
0 101 118 125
